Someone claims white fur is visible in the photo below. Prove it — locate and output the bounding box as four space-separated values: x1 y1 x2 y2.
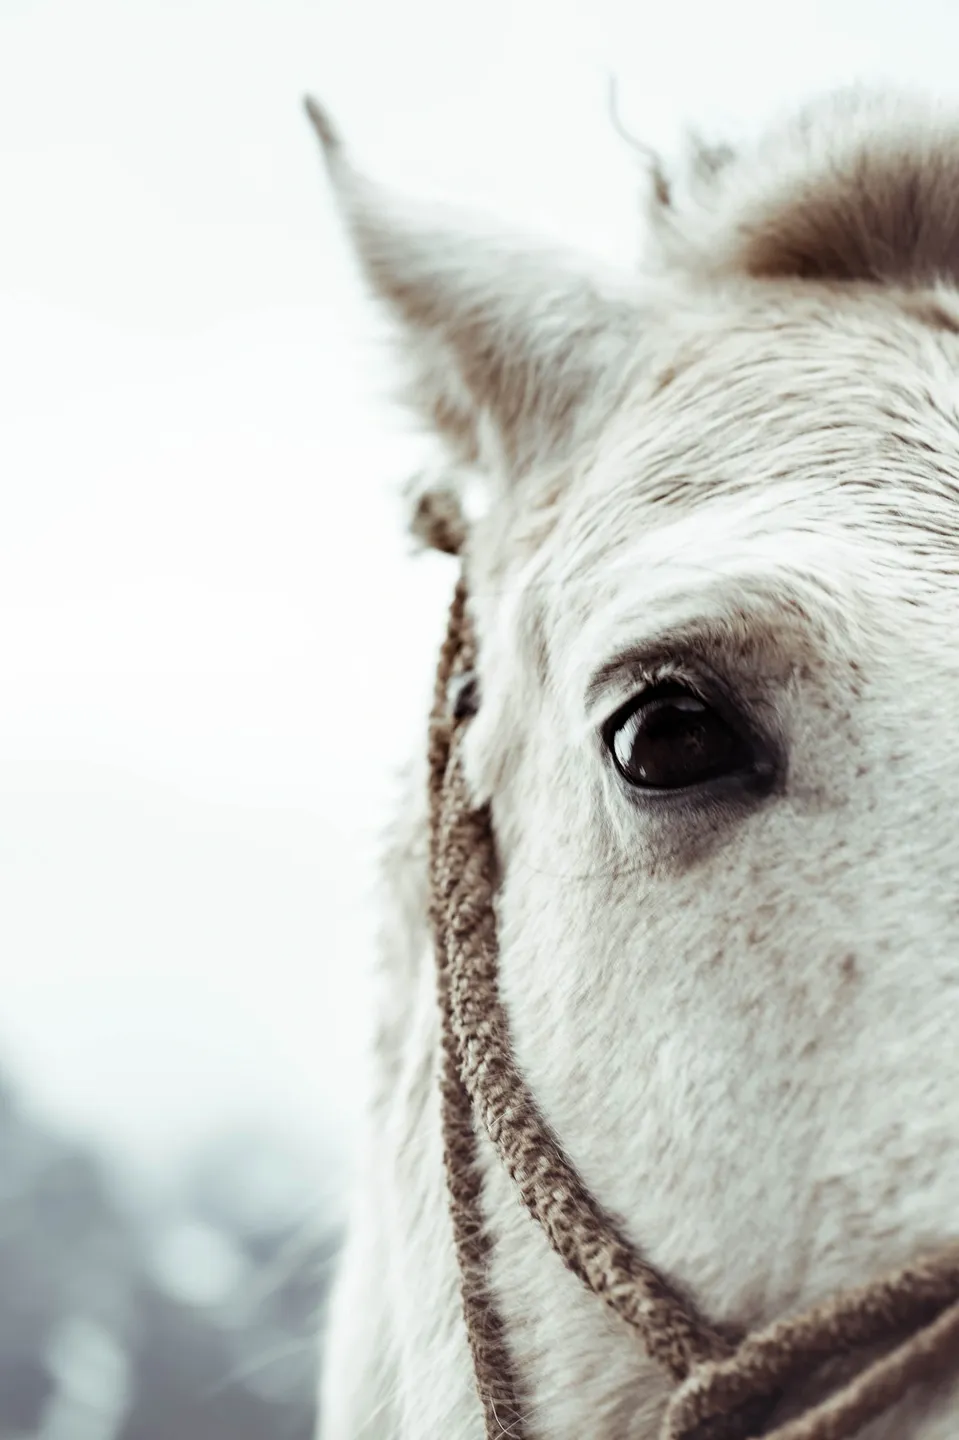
316 88 959 1438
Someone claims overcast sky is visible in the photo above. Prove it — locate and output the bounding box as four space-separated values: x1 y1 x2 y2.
3 0 959 1184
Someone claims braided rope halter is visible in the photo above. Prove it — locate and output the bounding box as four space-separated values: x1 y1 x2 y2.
428 577 959 1440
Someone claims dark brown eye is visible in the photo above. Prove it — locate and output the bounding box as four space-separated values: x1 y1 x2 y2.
607 683 755 791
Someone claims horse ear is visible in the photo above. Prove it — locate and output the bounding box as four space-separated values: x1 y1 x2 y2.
652 90 959 292
306 98 643 492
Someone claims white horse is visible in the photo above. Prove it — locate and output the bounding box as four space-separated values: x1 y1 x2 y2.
313 89 959 1439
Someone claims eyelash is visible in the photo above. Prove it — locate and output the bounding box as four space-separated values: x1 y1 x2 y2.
599 663 709 737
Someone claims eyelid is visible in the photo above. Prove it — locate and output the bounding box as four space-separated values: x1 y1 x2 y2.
598 673 711 743
586 653 712 730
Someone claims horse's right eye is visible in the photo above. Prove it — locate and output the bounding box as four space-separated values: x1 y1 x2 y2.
605 682 756 791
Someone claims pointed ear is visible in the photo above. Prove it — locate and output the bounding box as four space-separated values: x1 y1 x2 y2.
306 98 644 486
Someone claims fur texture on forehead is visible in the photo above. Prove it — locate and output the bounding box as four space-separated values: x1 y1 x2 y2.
466 280 959 566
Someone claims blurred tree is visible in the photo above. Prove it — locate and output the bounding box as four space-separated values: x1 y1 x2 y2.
0 1066 337 1440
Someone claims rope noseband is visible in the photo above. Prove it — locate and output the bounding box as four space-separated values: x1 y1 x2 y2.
427 578 959 1440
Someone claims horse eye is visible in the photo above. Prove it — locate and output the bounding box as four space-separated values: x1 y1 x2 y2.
606 683 755 791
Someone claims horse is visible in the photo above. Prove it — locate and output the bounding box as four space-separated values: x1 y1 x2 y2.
310 88 959 1438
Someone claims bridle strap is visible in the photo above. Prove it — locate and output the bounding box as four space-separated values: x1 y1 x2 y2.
427 579 959 1440
428 578 530 1439
666 1257 959 1440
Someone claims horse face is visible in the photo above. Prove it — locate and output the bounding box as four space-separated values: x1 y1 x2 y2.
315 88 959 1436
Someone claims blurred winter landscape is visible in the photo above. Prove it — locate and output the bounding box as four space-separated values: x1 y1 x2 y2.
4 0 959 1435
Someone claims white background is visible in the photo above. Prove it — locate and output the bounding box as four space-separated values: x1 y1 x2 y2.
2 0 958 1190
